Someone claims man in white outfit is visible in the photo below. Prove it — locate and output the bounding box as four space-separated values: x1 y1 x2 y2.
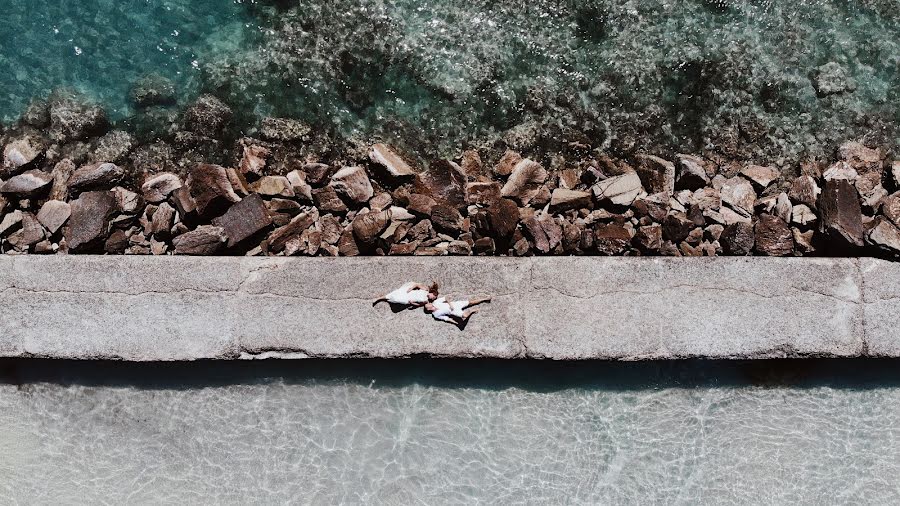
425 295 491 325
373 282 439 307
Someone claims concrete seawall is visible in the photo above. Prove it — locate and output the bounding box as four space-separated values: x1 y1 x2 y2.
0 256 897 360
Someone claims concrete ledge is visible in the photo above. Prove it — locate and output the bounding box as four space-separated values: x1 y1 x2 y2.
0 256 896 360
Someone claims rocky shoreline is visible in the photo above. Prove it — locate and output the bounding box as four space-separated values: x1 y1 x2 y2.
1 92 898 258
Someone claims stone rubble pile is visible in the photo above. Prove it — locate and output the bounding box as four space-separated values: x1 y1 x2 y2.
1 94 898 258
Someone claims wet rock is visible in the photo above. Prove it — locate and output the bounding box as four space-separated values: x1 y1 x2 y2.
867 219 900 254
493 150 522 178
720 177 757 217
789 176 820 209
183 94 232 134
89 131 134 164
663 212 695 242
352 209 391 244
634 155 675 197
754 214 793 256
594 224 631 255
66 191 116 251
48 91 109 141
251 176 294 198
550 189 592 212
141 172 183 203
312 186 348 213
130 74 177 108
369 144 416 180
740 165 779 189
431 204 464 233
67 162 124 192
36 200 71 234
21 99 50 128
592 172 644 206
488 198 520 238
330 166 374 203
820 179 864 247
186 163 241 217
2 136 43 176
239 144 270 177
500 159 548 205
811 62 856 96
212 193 273 248
837 141 882 176
466 182 502 206
260 117 310 142
417 160 467 209
675 154 710 191
173 225 227 255
721 222 755 255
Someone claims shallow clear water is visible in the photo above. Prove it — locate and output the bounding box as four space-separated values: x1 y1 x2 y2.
1 0 897 159
2 360 900 504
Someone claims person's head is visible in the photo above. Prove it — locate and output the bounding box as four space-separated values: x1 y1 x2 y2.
428 282 439 301
424 302 436 312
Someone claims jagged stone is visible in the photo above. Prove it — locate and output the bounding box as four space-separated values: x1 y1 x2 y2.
239 144 270 177
351 209 391 245
550 189 592 212
369 144 416 179
431 204 464 233
740 165 779 189
269 210 318 252
466 182 502 206
755 214 794 256
301 163 332 186
148 202 176 238
286 170 313 202
892 161 900 187
36 200 71 234
823 162 858 182
675 154 710 191
312 186 348 213
789 176 820 209
635 224 662 251
867 219 900 254
460 150 483 178
493 150 521 177
594 224 631 255
634 155 675 197
369 192 393 212
812 62 856 96
67 162 124 192
2 136 43 176
791 204 817 226
501 159 548 205
820 179 864 247
173 225 227 255
721 222 755 255
186 163 241 217
330 166 374 203
251 176 294 198
523 214 562 254
183 94 232 133
212 195 273 248
49 159 76 201
0 210 23 236
663 212 694 242
488 198 520 238
592 172 644 206
141 173 183 203
0 169 53 197
720 177 757 217
837 141 882 176
89 131 134 164
66 191 116 251
417 160 468 209
883 192 900 228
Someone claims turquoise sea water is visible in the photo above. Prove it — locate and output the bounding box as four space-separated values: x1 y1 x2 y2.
1 1 898 159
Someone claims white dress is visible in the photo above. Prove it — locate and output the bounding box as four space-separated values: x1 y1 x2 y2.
385 282 430 305
430 297 467 322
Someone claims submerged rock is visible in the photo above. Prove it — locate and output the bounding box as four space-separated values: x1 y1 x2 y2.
130 74 177 108
183 94 232 134
259 117 311 142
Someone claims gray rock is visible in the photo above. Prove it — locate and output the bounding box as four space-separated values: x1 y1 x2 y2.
811 62 856 96
212 194 273 248
129 74 177 108
592 172 644 206
173 225 228 255
36 200 71 234
721 222 755 255
67 162 124 192
2 136 43 177
867 219 900 254
720 177 757 217
89 131 135 163
260 117 311 142
0 169 53 197
183 95 232 133
550 189 592 212
48 91 109 141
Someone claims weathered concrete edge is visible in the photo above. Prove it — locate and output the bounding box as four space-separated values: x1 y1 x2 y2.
0 256 896 361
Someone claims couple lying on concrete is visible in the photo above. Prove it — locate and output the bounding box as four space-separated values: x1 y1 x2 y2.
374 282 490 326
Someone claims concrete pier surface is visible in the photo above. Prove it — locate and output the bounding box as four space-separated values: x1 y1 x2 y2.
0 256 897 360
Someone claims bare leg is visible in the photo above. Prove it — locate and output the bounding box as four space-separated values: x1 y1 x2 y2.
462 308 479 320
467 296 492 307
